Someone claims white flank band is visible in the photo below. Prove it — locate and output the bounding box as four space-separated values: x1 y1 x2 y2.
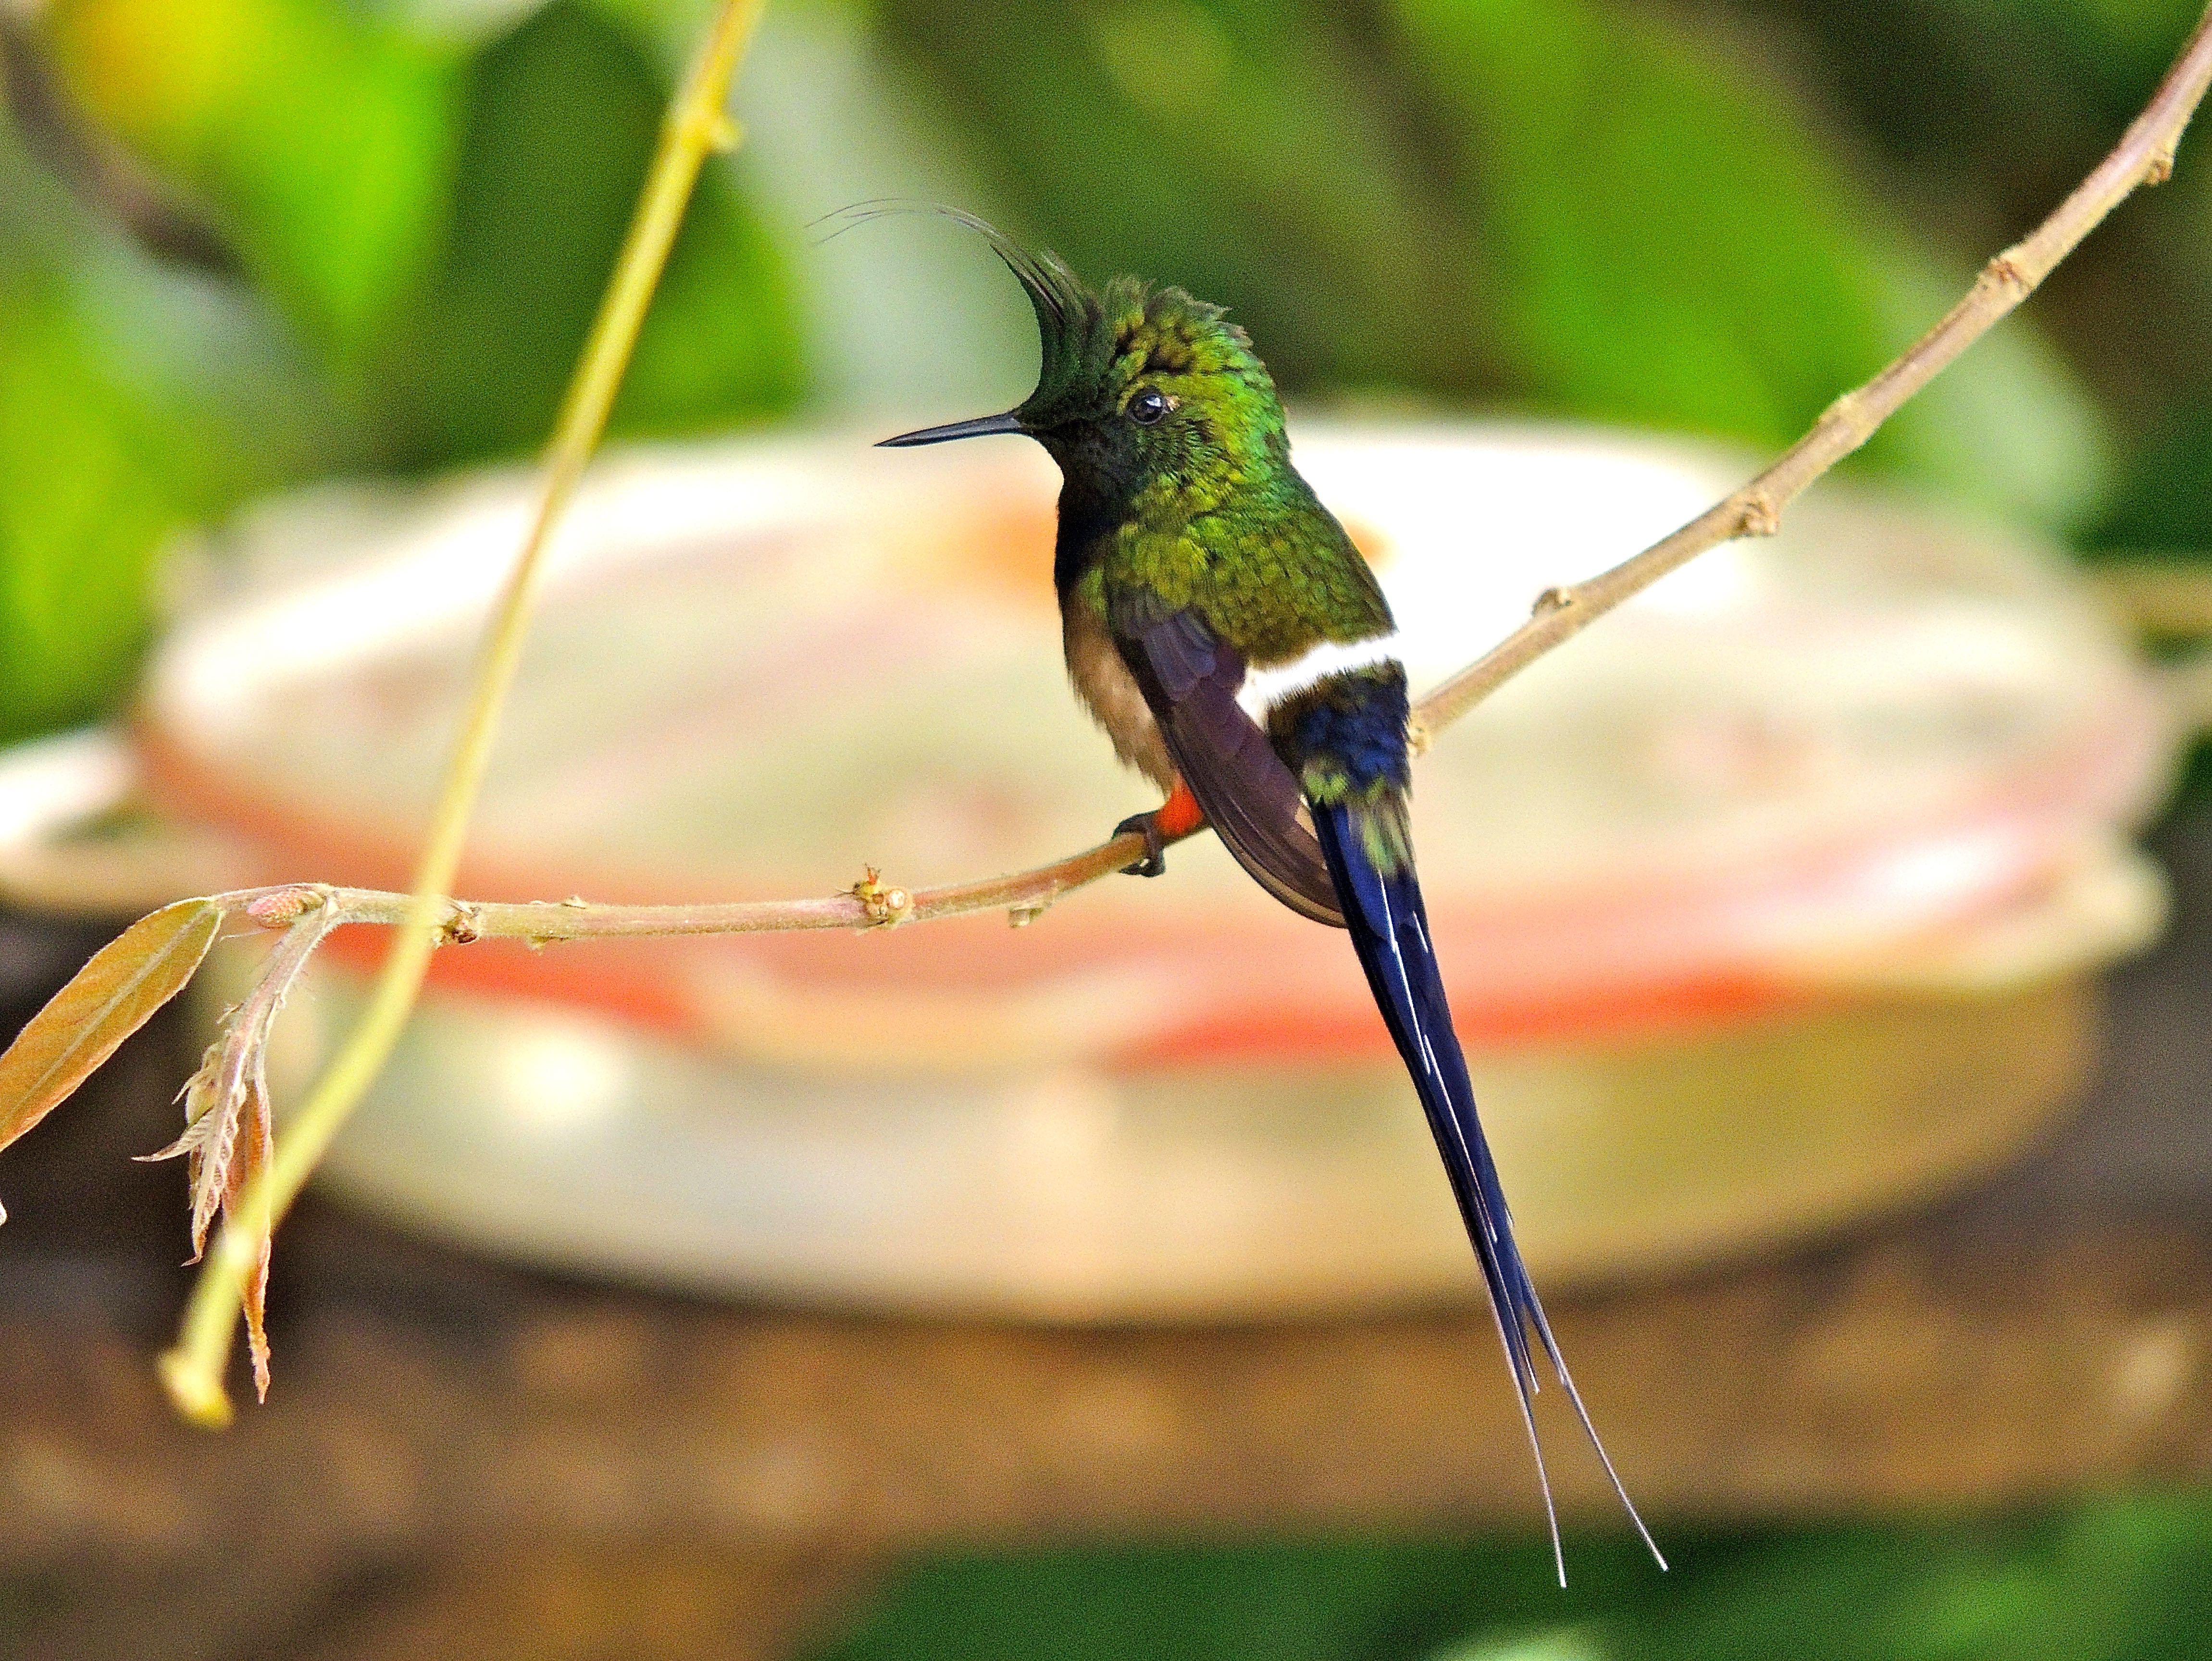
1236 632 1404 720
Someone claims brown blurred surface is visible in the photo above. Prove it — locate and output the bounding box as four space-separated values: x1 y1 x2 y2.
3 812 2211 1660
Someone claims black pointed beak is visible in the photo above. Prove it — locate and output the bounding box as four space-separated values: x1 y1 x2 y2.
876 410 1026 447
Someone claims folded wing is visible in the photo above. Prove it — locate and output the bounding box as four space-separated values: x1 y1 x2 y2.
1117 607 1344 927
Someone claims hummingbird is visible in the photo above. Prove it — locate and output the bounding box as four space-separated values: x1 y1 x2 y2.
874 212 1663 1581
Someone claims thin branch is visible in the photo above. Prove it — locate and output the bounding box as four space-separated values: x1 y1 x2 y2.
206 836 1151 952
208 2 2212 955
1411 1 2212 739
151 0 2212 1423
159 0 770 1428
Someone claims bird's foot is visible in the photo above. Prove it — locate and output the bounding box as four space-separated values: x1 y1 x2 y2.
1114 781 1205 879
1115 810 1168 878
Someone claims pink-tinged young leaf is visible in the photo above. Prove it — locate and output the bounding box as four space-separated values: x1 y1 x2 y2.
236 1052 275 1401
146 1029 253 1261
0 899 225 1220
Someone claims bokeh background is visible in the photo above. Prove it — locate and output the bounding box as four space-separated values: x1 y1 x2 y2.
4 0 2212 1656
8 0 2212 754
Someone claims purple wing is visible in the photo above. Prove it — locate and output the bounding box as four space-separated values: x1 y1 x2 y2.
1118 608 1345 928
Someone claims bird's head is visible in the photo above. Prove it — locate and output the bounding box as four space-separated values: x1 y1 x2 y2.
879 216 1287 519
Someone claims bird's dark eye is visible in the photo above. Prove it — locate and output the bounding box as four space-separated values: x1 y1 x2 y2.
1128 388 1171 425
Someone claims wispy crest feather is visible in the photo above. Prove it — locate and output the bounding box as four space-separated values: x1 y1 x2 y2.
811 200 1108 414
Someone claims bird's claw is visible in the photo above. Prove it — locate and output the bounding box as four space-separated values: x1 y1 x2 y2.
1115 810 1168 878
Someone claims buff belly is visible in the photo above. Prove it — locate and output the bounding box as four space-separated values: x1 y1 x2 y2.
1061 600 1177 790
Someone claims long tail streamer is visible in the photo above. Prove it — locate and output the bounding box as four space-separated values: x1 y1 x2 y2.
1315 804 1666 1585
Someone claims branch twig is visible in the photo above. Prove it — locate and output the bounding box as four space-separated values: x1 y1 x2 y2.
1412 5 2212 739
199 3 2212 958
158 0 770 1427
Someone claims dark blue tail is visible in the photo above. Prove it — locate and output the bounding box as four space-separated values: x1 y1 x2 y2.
1315 804 1664 1584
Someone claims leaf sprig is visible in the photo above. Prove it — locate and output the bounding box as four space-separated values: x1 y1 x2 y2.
0 897 220 1224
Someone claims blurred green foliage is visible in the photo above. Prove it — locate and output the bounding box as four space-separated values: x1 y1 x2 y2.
1398 0 1895 439
0 0 2205 748
804 1492 2212 1661
0 265 219 736
875 0 2103 523
0 0 805 746
377 1 802 462
42 0 461 357
0 116 316 739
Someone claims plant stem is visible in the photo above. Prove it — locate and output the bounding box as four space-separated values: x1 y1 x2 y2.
159 0 769 1428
